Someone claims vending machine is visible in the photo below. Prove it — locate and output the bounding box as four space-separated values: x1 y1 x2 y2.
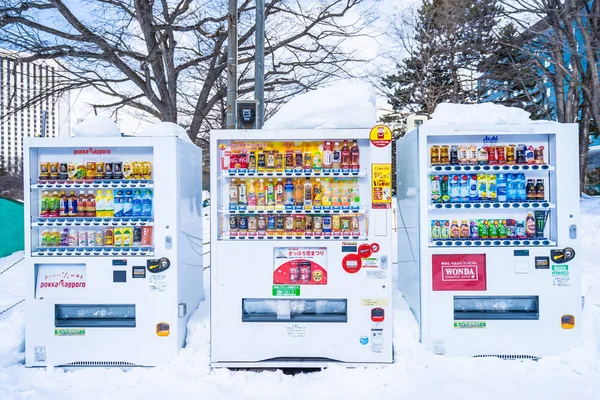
24 136 204 367
210 128 393 368
396 123 582 358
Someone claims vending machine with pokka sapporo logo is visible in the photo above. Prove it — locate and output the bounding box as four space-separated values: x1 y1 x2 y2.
210 128 393 368
396 123 582 357
24 136 204 367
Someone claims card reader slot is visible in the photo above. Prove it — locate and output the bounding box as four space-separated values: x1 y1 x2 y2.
242 299 347 323
453 296 539 320
55 304 136 328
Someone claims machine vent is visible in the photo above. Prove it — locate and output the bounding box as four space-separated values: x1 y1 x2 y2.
473 354 539 361
61 361 138 367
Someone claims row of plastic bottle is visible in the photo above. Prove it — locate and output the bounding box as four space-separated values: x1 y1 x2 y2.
229 178 360 210
40 189 153 218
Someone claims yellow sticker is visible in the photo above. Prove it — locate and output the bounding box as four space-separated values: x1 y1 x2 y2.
372 163 392 209
369 125 392 147
361 298 389 307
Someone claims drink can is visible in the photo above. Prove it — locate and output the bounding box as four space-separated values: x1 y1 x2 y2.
506 144 516 164
275 151 283 171
141 162 152 179
285 151 294 171
238 216 248 236
441 221 450 239
525 146 535 165
496 146 506 164
113 162 123 179
477 147 488 165
248 151 257 172
266 151 276 170
122 162 133 179
39 162 49 180
87 230 96 247
440 145 450 165
104 162 114 180
238 152 248 170
458 145 468 164
78 231 88 247
486 146 497 165
450 146 459 165
289 261 300 282
142 226 152 246
294 151 303 170
516 144 526 164
294 215 305 236
305 215 313 236
267 215 276 232
48 162 59 179
313 216 323 236
534 146 545 165
257 152 266 171
431 221 442 240
303 152 313 170
276 215 285 234
104 228 114 246
67 162 77 180
95 230 104 246
95 162 105 180
300 261 312 282
285 215 295 235
341 217 350 233
468 145 478 165
323 216 332 234
86 162 96 179
133 226 142 246
132 161 142 179
431 175 441 203
229 152 239 170
229 216 238 236
332 215 341 233
430 145 441 165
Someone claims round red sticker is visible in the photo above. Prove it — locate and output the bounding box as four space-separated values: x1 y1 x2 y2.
342 254 362 274
369 125 392 148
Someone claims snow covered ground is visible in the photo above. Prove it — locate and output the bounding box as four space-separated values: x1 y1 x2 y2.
1 200 599 400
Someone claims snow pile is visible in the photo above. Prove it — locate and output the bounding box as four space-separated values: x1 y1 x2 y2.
72 116 121 137
430 103 534 125
263 81 377 130
141 122 193 144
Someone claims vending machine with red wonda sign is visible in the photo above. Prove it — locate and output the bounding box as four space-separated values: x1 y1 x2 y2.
396 123 582 357
24 136 204 367
210 128 393 368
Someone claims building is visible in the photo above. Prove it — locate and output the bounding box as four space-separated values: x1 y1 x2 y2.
0 53 70 170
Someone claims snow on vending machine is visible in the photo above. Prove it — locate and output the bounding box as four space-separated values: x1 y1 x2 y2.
24 136 204 367
210 128 393 368
396 123 582 358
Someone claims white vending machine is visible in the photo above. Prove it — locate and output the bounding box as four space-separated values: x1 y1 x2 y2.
396 123 582 358
210 128 393 368
24 136 204 367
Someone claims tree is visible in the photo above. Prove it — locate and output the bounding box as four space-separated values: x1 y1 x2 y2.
382 0 502 119
0 0 373 144
499 0 600 193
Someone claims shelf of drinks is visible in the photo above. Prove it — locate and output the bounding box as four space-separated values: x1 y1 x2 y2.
428 164 553 173
429 202 555 210
220 208 365 215
32 247 154 257
30 180 154 189
220 234 366 241
32 217 154 227
222 170 366 179
429 239 556 247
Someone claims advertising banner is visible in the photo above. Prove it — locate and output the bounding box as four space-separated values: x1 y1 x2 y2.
432 254 486 291
273 247 327 285
371 163 392 209
36 263 87 298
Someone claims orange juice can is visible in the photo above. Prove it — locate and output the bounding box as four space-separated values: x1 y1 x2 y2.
142 226 153 246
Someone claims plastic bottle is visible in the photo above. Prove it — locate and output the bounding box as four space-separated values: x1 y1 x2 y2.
526 213 535 238
257 179 267 208
332 142 341 170
58 191 68 217
313 179 323 207
350 179 360 209
68 228 78 247
322 141 333 169
105 190 114 217
238 180 248 208
229 178 238 208
341 140 350 170
114 190 123 217
275 179 284 207
132 189 142 216
68 191 78 217
507 174 517 202
294 179 303 207
322 179 332 208
313 149 322 171
60 228 69 246
450 176 460 203
284 178 294 207
342 180 351 209
497 174 507 202
141 190 152 216
350 140 360 171
332 178 342 208
86 190 96 217
40 191 49 217
248 179 257 210
266 179 275 208
468 175 478 202
78 191 87 217
459 175 469 203
123 189 133 217
516 173 527 202
96 190 105 217
50 191 60 217
303 177 313 208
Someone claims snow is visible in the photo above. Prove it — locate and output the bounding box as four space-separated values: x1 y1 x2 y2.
430 103 535 125
72 116 121 137
1 199 600 399
141 122 193 144
263 81 378 130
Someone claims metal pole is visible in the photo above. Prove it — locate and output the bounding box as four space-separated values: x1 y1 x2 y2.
255 0 265 128
226 0 238 129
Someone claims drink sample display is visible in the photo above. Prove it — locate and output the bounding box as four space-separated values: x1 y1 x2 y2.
40 226 153 248
39 189 153 218
227 140 360 174
430 143 545 166
39 160 152 180
430 174 545 204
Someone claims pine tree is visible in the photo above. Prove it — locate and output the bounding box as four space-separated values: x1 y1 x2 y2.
383 0 502 119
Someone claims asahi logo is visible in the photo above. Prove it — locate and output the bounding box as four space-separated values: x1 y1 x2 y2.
441 265 478 281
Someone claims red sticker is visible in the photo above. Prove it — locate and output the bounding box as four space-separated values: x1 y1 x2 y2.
370 243 380 253
358 244 372 258
342 253 362 274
